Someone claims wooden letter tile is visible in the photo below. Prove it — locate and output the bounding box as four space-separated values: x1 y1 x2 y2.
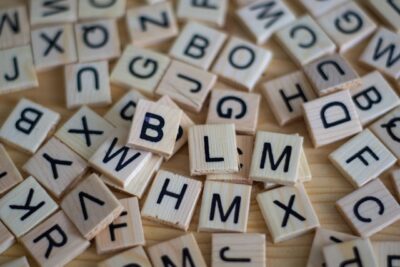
212 36 272 91
300 0 346 17
177 0 228 27
0 98 60 154
156 60 217 112
30 0 77 26
329 129 396 188
55 106 114 160
188 124 238 175
95 197 145 254
336 179 400 237
23 137 88 199
250 131 303 185
60 173 123 240
206 89 260 134
148 233 207 267
20 210 90 267
126 2 178 47
0 257 30 267
78 0 126 20
198 180 251 232
0 176 58 237
373 241 400 267
111 45 170 94
212 233 266 267
0 6 30 50
0 144 23 196
0 220 15 254
302 90 362 147
368 0 400 33
98 246 152 267
169 21 227 70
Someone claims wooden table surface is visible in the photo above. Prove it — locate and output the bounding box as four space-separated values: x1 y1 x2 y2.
1 0 399 266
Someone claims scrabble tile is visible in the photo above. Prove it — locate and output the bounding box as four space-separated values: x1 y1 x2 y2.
351 71 400 126
212 36 272 91
0 98 60 154
368 0 400 33
78 0 126 20
104 90 147 129
300 0 347 17
31 24 77 71
89 130 151 188
20 210 90 267
126 2 178 47
60 173 123 240
23 138 88 199
236 0 295 44
276 15 336 66
323 239 377 267
198 180 251 232
169 22 227 70
303 90 362 147
95 197 145 254
74 19 120 63
392 169 400 200
262 70 317 126
0 45 38 95
157 96 195 159
128 99 182 157
98 246 152 267
206 89 260 134
55 106 114 160
30 0 78 26
0 257 30 267
0 6 30 49
360 27 400 80
373 241 400 267
148 233 207 267
0 220 15 254
156 60 217 112
188 124 238 175
111 45 170 94
0 176 58 237
250 131 303 185
307 228 357 267
65 61 112 109
330 129 396 188
298 147 312 182
212 233 266 267
257 184 319 243
0 144 23 196
303 54 361 96
318 2 377 53
336 179 400 237
177 0 228 27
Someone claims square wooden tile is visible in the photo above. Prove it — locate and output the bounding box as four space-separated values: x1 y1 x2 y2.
300 0 346 17
78 0 126 20
148 233 207 267
55 106 114 160
98 246 152 267
20 210 90 267
156 60 217 112
177 0 228 27
373 241 400 267
250 131 303 185
65 61 112 109
303 53 361 96
0 176 58 237
0 98 60 154
198 180 251 232
329 129 396 188
95 197 145 254
0 45 38 95
30 0 77 26
360 27 400 80
0 220 15 254
74 19 120 63
188 124 238 175
212 36 272 91
141 170 202 231
318 2 377 53
368 0 400 33
302 90 362 147
236 0 295 44
31 24 77 71
111 45 170 94
23 137 88 199
60 173 123 240
0 257 30 267
126 2 178 47
0 5 30 49
392 169 400 201
206 89 260 134
336 179 400 237
0 144 23 196
169 21 227 70
128 99 182 157
212 233 266 267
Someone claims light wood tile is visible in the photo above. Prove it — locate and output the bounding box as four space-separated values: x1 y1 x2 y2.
177 0 228 27
392 169 400 201
0 6 30 50
30 0 77 27
78 0 126 20
298 147 312 183
368 0 400 33
0 257 29 267
300 0 346 17
0 144 23 196
373 241 400 267
98 246 152 267
0 220 15 254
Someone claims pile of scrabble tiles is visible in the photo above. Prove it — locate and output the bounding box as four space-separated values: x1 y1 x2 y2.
0 0 400 266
